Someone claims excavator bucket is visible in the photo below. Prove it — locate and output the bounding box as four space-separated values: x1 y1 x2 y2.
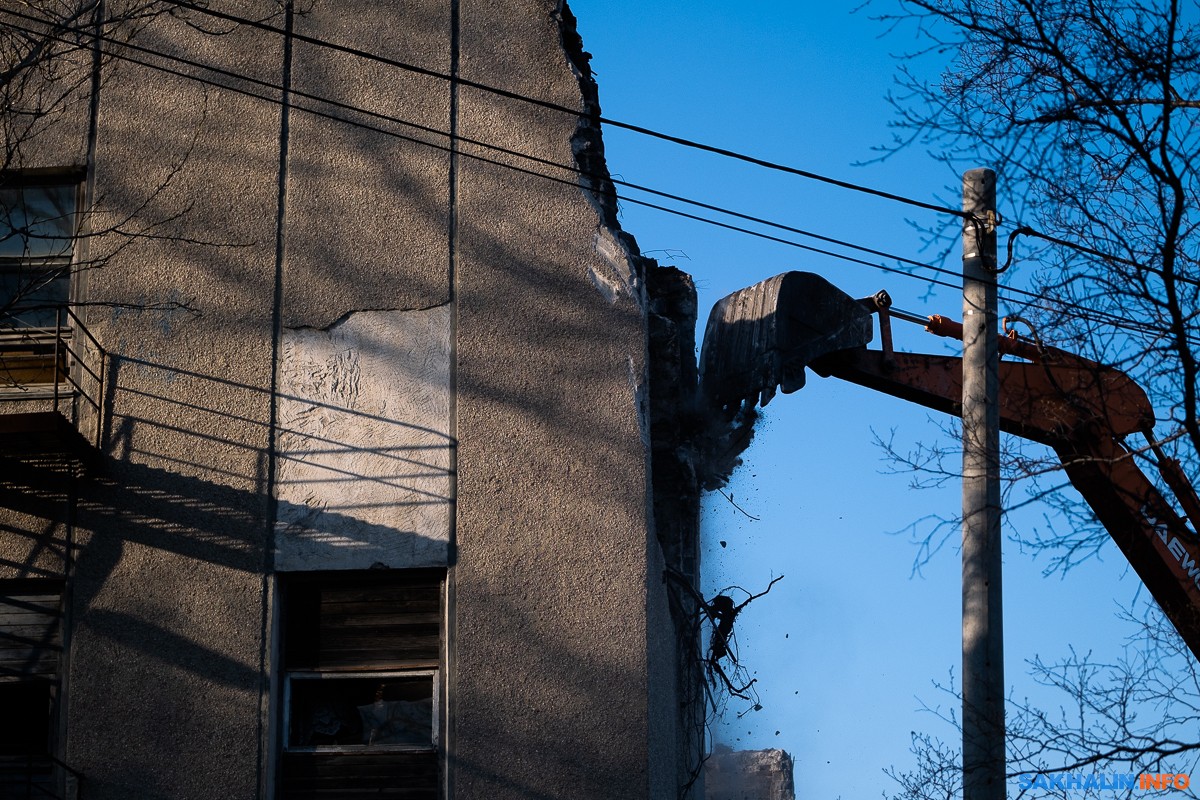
699 271 874 414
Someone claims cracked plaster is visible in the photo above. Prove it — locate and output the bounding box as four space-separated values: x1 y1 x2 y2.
274 305 453 570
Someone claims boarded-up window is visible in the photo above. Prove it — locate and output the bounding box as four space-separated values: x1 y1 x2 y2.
279 570 441 800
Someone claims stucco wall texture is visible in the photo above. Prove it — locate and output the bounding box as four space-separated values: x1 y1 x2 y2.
0 1 693 799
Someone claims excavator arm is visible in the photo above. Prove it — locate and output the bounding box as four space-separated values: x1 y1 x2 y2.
700 271 1200 662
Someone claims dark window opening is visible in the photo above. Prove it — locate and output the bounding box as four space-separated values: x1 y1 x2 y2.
0 172 83 400
0 176 79 331
0 579 64 798
288 673 435 750
0 681 51 755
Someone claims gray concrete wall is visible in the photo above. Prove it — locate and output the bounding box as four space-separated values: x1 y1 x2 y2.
0 1 692 798
273 0 455 574
66 3 282 797
705 747 797 800
451 1 659 796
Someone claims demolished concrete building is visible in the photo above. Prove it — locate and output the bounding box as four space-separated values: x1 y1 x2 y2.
0 1 720 798
704 747 797 800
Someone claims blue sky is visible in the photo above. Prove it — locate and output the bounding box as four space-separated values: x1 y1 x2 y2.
568 2 1149 797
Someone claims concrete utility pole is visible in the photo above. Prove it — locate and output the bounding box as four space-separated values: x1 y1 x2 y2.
961 167 1005 800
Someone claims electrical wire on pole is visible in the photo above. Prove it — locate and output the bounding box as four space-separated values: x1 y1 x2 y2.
0 8 1187 348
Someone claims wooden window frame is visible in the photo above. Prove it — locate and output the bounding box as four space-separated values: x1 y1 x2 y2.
277 570 444 800
282 669 439 754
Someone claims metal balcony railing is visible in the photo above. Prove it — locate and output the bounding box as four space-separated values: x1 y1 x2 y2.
0 306 106 456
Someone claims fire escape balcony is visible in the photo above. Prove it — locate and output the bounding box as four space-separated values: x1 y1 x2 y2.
0 307 105 474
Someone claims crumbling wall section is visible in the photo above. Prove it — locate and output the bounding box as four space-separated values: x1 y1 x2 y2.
449 1 691 797
704 747 797 800
645 264 709 798
560 5 707 796
645 266 701 576
558 2 646 308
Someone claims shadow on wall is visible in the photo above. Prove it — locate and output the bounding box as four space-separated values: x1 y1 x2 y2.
105 350 454 569
444 67 677 794
1 431 448 685
444 587 647 800
0 343 454 798
0 489 73 579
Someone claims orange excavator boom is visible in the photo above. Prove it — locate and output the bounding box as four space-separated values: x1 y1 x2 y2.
700 271 1200 661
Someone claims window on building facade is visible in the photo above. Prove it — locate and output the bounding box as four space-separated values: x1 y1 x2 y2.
286 671 437 750
0 579 64 793
0 171 82 393
0 173 80 331
279 570 442 800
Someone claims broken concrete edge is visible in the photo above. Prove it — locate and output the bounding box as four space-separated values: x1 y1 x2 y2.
555 0 621 235
704 746 797 800
557 8 719 794
555 0 646 308
557 11 782 796
555 1 756 494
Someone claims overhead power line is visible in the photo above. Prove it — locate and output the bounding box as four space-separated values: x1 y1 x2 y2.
161 2 1200 301
0 9 970 288
159 0 970 220
0 8 955 273
0 9 1187 345
1001 224 1200 291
